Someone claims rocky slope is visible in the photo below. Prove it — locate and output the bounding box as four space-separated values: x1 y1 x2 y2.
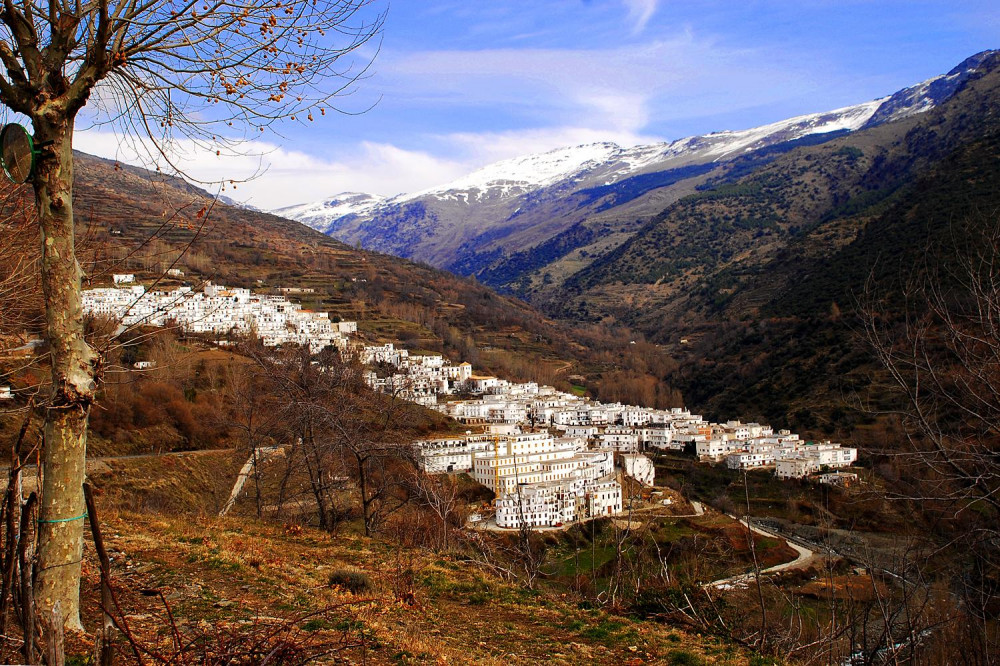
549 49 1000 431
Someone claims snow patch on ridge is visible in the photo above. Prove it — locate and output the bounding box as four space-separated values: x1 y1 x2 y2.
666 99 884 161
402 142 623 203
275 192 388 230
276 50 992 236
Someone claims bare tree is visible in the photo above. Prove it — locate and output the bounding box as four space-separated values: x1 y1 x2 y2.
510 485 548 590
330 387 414 537
244 343 413 536
0 0 383 632
409 470 462 552
223 360 282 517
243 343 348 531
861 216 1000 660
0 189 41 347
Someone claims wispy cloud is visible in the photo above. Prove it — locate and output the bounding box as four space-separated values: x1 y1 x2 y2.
71 28 830 209
63 2 987 211
378 33 818 136
439 125 661 167
622 0 660 34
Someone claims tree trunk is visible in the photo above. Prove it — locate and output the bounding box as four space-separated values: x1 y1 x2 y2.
252 446 262 519
357 454 372 536
31 114 93 634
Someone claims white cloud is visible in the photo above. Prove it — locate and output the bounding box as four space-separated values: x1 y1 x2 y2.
622 0 660 34
74 122 664 212
439 125 659 167
74 122 664 210
69 28 835 210
72 129 470 209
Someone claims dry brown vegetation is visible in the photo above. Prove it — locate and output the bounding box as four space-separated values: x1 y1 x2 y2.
0 450 757 665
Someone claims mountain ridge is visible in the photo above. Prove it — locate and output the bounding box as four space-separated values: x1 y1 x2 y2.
276 50 995 287
537 48 1000 431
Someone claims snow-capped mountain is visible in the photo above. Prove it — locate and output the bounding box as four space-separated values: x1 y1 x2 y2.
275 192 387 234
863 50 995 127
276 50 994 272
280 100 884 229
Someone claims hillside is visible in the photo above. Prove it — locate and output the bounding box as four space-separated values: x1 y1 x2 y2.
0 448 762 665
541 51 1000 429
38 152 612 390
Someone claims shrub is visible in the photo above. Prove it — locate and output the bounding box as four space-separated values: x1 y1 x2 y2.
668 650 704 666
302 618 329 632
327 569 370 594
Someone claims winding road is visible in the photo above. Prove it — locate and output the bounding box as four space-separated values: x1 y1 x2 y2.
706 515 815 589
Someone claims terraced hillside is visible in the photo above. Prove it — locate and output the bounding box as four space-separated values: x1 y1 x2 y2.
6 152 622 390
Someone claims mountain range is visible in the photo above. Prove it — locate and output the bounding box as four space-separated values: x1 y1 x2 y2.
276 49 1000 432
7 47 990 435
277 50 996 300
0 151 632 401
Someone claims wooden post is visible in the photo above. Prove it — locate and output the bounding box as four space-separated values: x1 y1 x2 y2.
45 600 65 666
84 483 114 666
1 416 30 634
19 492 37 665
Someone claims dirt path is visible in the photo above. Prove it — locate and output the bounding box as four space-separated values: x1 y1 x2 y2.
1 447 236 494
219 446 284 516
631 499 705 518
551 359 574 375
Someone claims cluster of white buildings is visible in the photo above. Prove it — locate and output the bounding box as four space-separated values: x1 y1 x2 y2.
415 427 622 529
361 341 860 491
361 343 473 407
693 423 858 477
82 281 357 352
773 442 859 479
81 278 858 532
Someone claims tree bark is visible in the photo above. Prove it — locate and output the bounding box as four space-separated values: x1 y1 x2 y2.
31 113 93 634
19 492 38 665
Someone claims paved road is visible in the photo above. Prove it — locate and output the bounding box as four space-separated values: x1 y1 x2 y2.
1 447 234 471
94 447 234 463
706 515 816 589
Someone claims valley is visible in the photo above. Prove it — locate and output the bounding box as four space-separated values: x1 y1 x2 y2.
0 7 997 662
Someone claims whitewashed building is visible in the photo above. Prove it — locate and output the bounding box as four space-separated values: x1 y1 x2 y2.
774 442 858 479
597 427 640 453
414 435 493 474
495 475 623 528
621 453 655 486
82 283 353 353
726 451 774 470
470 431 622 528
641 424 678 450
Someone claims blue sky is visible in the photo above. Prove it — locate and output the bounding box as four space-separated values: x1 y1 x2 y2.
75 0 1000 209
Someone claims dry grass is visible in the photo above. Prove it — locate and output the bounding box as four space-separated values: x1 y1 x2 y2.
71 510 749 664
13 453 761 665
